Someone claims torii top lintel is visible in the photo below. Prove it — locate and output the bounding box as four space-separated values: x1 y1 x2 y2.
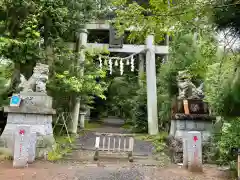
85 22 169 55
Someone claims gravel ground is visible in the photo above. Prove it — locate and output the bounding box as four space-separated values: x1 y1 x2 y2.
0 117 231 179
0 160 230 180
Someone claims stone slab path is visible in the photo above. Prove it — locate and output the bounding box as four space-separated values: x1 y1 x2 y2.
76 117 154 156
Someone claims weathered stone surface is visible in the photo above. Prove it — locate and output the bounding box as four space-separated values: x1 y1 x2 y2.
170 119 213 141
28 132 37 163
169 120 176 136
165 135 183 163
182 138 188 168
176 120 185 130
185 121 196 130
204 122 213 131
187 131 202 172
18 63 49 93
35 135 55 158
4 106 55 115
202 131 211 142
177 70 204 100
196 121 205 131
20 92 52 108
13 125 30 168
166 134 212 164
4 93 55 115
1 93 55 159
175 130 188 139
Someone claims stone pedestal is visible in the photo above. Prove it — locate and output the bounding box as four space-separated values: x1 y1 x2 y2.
85 108 90 121
168 114 215 163
79 112 86 129
170 118 213 141
0 92 56 158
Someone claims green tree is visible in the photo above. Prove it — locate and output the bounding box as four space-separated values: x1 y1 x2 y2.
111 0 213 42
0 58 13 105
0 0 109 133
212 0 240 36
156 32 218 130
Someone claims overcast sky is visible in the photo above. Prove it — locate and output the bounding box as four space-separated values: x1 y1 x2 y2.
217 29 240 51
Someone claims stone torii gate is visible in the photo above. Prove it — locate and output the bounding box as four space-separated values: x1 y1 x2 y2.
78 22 169 135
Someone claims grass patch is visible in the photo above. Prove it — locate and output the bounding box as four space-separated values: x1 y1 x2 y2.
47 135 76 161
0 148 12 160
121 124 132 129
135 132 168 153
84 120 103 130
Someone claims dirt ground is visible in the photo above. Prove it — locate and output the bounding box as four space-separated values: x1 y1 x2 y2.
0 119 233 179
0 160 232 180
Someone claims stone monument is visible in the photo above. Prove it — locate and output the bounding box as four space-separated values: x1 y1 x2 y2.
167 70 215 163
186 131 203 172
13 125 31 168
0 63 56 158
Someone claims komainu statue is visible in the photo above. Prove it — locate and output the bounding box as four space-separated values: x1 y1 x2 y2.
18 63 49 93
177 70 204 100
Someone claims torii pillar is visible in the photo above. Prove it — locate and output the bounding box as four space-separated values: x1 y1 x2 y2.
146 35 159 135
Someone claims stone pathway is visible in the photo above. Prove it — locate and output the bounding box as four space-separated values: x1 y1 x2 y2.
75 117 155 157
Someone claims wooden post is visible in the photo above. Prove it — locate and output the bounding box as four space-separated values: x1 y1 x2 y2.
183 99 190 115
138 54 144 86
71 29 88 133
145 35 159 135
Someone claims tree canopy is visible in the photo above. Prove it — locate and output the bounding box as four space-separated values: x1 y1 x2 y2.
213 0 240 36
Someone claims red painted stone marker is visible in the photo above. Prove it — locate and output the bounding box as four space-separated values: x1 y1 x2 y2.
19 129 25 135
187 131 202 172
193 135 198 142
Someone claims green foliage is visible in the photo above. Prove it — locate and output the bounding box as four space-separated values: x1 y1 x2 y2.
212 0 240 36
0 148 12 160
104 32 219 133
84 121 103 130
0 59 13 105
204 53 240 116
111 0 213 43
157 32 218 128
131 85 148 133
104 71 149 132
0 0 109 109
136 132 168 153
106 75 138 118
216 117 240 172
47 47 108 112
47 135 76 161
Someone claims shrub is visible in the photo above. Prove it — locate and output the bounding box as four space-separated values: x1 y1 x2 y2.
216 117 240 172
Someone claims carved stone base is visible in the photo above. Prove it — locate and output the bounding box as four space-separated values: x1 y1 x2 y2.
0 92 56 159
168 117 215 164
166 135 213 164
169 119 213 141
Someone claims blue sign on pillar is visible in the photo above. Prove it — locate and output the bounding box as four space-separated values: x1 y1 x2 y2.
10 94 21 107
